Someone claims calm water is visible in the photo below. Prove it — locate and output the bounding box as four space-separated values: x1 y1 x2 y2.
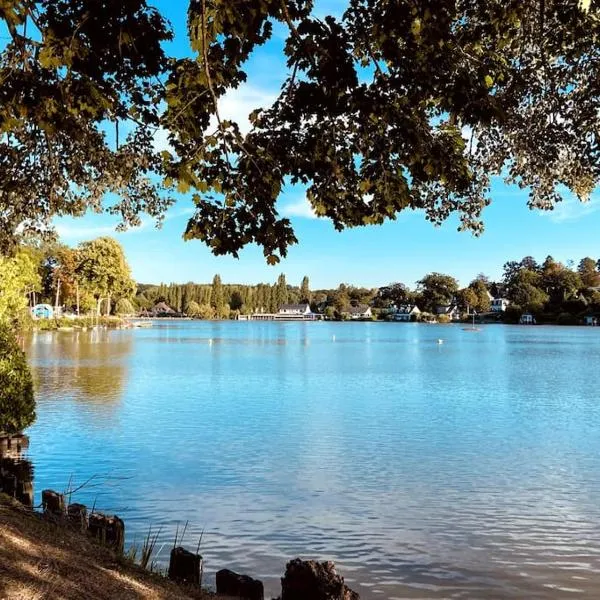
22 322 600 599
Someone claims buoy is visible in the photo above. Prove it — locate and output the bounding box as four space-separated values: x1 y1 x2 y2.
208 338 213 346
332 335 336 342
437 339 444 345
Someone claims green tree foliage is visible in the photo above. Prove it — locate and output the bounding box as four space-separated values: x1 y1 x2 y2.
115 298 135 315
541 258 582 307
578 257 600 288
375 282 413 308
76 237 136 314
0 324 35 433
185 300 201 316
275 273 288 309
332 284 351 317
0 250 41 328
0 0 173 254
416 273 459 313
210 274 224 317
459 279 491 313
1 2 598 260
49 245 80 308
300 276 311 303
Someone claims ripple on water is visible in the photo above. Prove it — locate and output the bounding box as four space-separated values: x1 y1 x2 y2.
23 322 600 599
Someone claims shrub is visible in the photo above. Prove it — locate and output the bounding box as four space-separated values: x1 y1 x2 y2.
0 325 35 433
557 312 577 325
437 314 451 324
115 298 135 316
185 300 201 317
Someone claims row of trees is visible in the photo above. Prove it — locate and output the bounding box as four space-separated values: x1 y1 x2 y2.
376 256 600 322
21 237 137 318
136 255 600 323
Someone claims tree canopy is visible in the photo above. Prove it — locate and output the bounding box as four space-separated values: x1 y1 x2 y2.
0 324 35 433
0 1 598 261
76 237 136 312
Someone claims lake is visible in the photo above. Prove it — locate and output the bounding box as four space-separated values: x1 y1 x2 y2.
21 321 600 599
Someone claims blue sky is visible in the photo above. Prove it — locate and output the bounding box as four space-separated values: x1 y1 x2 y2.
54 0 600 289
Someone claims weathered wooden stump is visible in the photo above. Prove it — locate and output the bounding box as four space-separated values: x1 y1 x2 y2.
16 481 33 507
280 559 360 600
168 546 202 585
88 513 125 553
42 489 65 517
67 503 88 529
1 472 17 497
216 568 264 600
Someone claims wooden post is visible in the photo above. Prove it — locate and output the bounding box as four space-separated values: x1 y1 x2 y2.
216 569 264 600
168 547 202 585
88 513 125 553
42 490 65 517
67 503 88 530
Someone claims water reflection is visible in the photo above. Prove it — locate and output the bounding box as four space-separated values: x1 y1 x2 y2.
26 330 133 406
0 434 34 507
22 322 600 599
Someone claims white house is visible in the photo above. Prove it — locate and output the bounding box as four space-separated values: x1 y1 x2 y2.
584 315 598 326
345 305 372 320
392 305 421 322
278 303 312 316
491 298 510 312
436 305 461 321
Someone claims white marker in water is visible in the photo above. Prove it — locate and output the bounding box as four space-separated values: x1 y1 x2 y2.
437 339 444 345
332 335 336 342
208 338 213 346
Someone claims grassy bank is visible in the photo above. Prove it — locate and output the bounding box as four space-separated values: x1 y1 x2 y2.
31 316 125 331
0 494 216 600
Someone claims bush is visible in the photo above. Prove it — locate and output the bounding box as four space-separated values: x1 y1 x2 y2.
185 300 201 317
557 312 577 325
115 298 135 316
437 314 451 324
0 325 35 433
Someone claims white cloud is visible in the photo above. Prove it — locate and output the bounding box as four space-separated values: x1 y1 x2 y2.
212 84 278 135
152 127 172 153
55 218 153 241
280 196 318 219
539 195 600 223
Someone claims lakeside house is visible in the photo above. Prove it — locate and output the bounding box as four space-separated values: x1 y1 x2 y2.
244 303 318 321
149 302 179 317
278 303 313 316
491 298 510 312
391 304 421 322
435 305 461 321
584 315 598 326
344 305 372 320
519 312 536 325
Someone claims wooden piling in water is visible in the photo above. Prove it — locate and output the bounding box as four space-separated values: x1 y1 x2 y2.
42 490 65 517
88 513 125 553
168 546 202 585
216 568 264 600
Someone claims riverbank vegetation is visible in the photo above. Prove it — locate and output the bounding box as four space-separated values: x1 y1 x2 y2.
135 254 600 325
0 494 211 600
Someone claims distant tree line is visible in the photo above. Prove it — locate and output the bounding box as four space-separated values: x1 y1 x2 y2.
136 255 600 324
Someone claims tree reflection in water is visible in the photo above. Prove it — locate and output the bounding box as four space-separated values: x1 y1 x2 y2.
25 330 133 408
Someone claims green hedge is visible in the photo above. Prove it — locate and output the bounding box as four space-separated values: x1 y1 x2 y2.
0 325 35 434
